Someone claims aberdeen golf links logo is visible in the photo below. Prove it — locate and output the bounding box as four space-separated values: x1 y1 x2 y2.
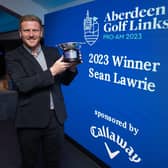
83 6 168 43
83 10 99 46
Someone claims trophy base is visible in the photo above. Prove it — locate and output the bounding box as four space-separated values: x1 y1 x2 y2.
63 58 82 63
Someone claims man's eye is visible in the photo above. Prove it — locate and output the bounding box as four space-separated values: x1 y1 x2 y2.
33 29 40 32
23 30 30 32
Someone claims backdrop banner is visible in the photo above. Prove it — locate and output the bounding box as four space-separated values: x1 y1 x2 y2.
44 0 168 167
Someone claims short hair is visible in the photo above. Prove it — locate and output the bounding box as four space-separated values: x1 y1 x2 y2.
19 14 42 29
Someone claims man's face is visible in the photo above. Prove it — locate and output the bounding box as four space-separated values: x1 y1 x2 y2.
19 21 43 50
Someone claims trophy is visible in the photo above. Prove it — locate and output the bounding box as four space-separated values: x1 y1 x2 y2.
57 42 83 63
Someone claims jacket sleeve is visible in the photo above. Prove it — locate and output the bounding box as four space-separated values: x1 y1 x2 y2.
60 68 78 85
5 53 55 93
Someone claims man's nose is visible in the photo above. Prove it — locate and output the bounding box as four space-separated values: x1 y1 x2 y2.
29 30 34 36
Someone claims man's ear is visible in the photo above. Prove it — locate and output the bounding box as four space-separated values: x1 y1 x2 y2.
40 27 43 38
19 30 22 39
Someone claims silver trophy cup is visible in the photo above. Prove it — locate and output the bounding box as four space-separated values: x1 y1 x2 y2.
58 42 83 63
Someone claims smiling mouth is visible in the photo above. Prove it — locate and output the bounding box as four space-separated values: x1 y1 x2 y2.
28 39 37 42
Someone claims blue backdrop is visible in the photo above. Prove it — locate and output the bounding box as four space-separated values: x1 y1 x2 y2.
44 0 168 167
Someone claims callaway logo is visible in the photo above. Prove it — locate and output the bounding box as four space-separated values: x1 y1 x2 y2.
104 142 120 159
90 125 141 163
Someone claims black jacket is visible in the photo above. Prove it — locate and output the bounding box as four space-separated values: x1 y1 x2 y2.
5 45 78 128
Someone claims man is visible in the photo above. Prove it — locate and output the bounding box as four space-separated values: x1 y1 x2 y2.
5 15 78 168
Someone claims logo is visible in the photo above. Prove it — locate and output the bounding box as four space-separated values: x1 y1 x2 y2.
104 142 120 159
90 125 141 163
83 10 99 46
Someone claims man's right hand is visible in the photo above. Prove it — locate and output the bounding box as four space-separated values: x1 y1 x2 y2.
50 56 72 76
